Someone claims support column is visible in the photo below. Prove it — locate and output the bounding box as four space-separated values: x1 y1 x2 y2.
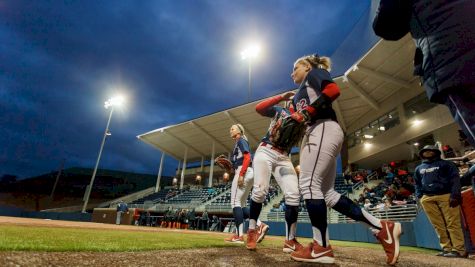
174 160 181 187
176 160 181 176
208 141 215 187
200 156 204 173
155 152 165 192
180 147 188 189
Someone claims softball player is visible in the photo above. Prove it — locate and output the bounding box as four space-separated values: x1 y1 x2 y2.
289 54 402 265
246 93 303 253
224 124 268 244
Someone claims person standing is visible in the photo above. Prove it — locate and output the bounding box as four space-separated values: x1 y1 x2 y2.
116 200 128 225
414 145 466 257
288 54 401 265
201 210 209 231
246 92 303 253
373 0 475 147
224 124 268 244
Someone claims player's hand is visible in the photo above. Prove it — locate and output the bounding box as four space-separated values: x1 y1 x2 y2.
282 91 295 101
291 111 310 123
237 176 244 187
449 197 460 208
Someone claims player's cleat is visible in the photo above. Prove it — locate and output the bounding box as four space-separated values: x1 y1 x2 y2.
246 229 258 250
224 234 244 244
376 220 402 265
283 238 304 253
256 222 269 243
290 241 334 264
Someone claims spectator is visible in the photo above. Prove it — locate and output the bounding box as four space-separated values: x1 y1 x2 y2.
414 145 466 257
187 208 196 230
363 199 372 210
200 210 209 231
116 200 128 225
383 198 393 210
373 0 475 147
385 169 395 185
133 208 140 226
209 215 221 231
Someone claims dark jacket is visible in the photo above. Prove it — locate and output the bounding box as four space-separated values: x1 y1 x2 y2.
373 0 475 103
414 158 461 200
116 202 128 212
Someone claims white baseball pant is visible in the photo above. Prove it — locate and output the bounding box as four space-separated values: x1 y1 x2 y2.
230 166 254 208
251 144 300 206
299 119 344 207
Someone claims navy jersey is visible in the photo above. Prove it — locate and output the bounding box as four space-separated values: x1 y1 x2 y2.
231 138 251 169
292 68 337 122
261 106 293 153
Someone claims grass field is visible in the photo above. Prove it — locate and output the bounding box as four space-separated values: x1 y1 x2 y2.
0 225 436 254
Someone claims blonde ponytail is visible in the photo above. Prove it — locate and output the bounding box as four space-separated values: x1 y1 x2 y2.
295 54 332 72
233 123 248 141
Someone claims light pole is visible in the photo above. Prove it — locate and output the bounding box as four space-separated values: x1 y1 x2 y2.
82 96 124 213
241 44 260 102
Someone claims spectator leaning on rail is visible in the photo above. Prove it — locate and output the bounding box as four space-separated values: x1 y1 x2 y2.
373 0 475 147
414 145 466 258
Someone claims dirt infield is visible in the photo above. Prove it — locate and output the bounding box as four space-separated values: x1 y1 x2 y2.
1 216 474 267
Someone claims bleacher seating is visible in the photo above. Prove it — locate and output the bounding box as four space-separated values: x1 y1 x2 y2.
166 187 220 204
334 174 355 194
129 188 181 205
206 185 279 211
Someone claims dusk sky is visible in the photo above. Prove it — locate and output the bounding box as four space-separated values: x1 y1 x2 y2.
1 0 372 178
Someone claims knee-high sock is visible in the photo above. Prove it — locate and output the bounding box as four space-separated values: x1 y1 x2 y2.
243 206 262 226
305 199 328 247
285 205 299 240
233 207 244 236
249 200 262 230
332 195 382 229
242 207 250 219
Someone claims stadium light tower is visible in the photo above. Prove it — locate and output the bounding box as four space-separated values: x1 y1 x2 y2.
241 43 261 102
82 95 125 213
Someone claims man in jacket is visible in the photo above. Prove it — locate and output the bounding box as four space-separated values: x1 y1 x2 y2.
373 0 475 147
414 145 466 257
116 200 129 225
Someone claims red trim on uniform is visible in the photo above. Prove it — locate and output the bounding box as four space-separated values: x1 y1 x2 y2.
289 105 295 113
322 82 340 101
240 152 251 177
255 95 283 115
303 105 317 117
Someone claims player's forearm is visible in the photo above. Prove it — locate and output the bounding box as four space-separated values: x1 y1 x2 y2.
239 152 251 176
256 95 283 116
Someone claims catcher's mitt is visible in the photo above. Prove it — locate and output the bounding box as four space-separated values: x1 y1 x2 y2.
214 155 234 173
269 115 306 151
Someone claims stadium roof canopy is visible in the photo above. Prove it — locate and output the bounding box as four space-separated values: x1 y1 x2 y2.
137 34 419 162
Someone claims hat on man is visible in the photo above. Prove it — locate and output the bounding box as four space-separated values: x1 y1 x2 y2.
418 145 441 159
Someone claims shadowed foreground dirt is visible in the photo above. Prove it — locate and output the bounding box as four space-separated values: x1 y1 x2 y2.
2 246 474 267
0 216 473 267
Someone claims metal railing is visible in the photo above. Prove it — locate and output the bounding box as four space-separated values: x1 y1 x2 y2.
366 172 379 182
267 204 419 223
